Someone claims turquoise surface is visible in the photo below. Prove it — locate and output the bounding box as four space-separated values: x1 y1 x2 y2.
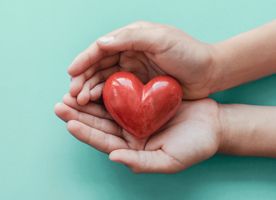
1 0 276 199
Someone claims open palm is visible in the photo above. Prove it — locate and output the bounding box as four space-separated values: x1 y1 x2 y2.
54 94 222 174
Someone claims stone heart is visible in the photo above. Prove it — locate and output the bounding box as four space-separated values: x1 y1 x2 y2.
103 72 182 139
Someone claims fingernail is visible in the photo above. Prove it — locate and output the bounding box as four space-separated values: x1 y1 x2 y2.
98 36 114 44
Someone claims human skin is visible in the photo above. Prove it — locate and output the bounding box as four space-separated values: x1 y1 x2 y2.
54 95 276 174
67 21 215 105
54 20 276 173
67 20 276 105
55 95 222 173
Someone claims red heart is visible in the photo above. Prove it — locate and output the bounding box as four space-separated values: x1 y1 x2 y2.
103 72 182 139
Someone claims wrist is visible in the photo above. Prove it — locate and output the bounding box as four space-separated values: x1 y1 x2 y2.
216 104 259 156
193 42 223 98
217 104 231 154
207 42 227 95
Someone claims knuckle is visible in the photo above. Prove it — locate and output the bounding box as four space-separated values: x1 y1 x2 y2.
135 20 147 26
159 27 171 36
138 151 148 172
103 134 110 153
94 70 104 82
121 28 134 37
130 20 143 28
96 60 102 70
77 112 81 121
91 116 102 130
132 20 153 28
76 51 91 66
116 126 122 137
90 115 95 126
83 69 92 80
96 117 103 130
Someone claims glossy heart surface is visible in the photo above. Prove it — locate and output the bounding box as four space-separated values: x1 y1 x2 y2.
103 72 182 139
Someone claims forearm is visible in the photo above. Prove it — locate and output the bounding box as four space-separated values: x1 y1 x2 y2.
211 19 276 94
218 104 276 157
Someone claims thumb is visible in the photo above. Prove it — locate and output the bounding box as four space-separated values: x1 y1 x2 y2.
109 149 181 174
96 28 170 53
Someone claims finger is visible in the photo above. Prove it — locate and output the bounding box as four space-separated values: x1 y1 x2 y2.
54 102 78 122
90 82 105 101
70 75 86 97
54 103 122 137
68 21 164 76
67 45 118 77
63 93 113 120
97 27 171 54
67 25 135 77
77 65 120 105
69 54 119 97
109 149 182 174
67 120 129 154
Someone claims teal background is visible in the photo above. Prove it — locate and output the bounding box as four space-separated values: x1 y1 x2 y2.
1 0 276 199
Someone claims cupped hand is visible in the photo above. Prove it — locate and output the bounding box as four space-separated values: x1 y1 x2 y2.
68 21 217 105
54 95 222 174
